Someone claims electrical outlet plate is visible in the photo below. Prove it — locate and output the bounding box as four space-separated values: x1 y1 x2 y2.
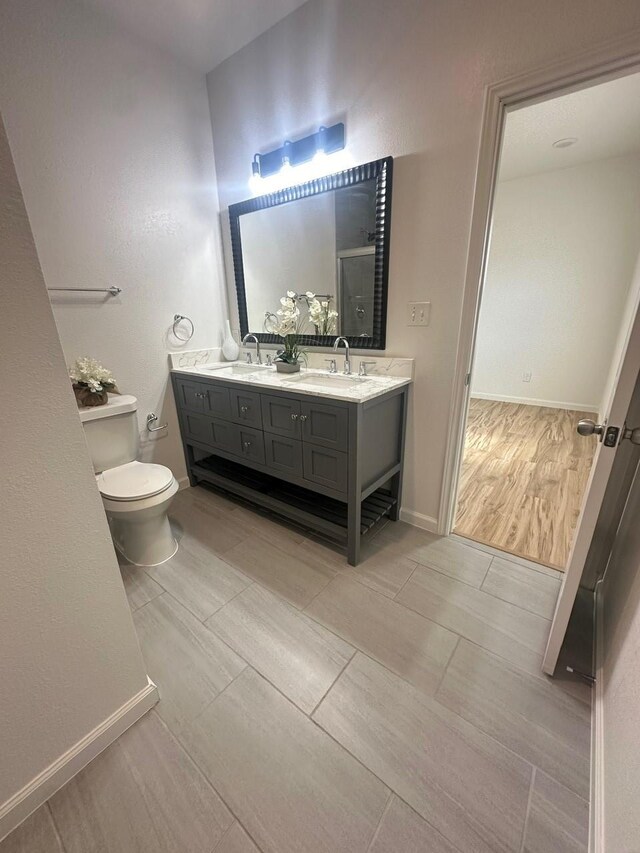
408 302 431 327
522 371 532 383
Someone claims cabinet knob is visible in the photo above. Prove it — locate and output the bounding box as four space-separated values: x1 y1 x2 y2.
300 414 308 422
243 441 252 450
240 405 248 414
290 413 298 421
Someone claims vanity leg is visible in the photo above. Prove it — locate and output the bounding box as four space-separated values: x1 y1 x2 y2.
389 388 408 523
389 471 401 521
347 496 361 566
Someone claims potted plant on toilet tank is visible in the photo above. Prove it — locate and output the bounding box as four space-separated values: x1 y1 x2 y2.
69 357 119 407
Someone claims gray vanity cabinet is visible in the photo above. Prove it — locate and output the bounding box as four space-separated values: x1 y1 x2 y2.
172 372 408 566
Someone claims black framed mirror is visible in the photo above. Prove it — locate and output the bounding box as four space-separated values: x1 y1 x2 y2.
229 156 393 350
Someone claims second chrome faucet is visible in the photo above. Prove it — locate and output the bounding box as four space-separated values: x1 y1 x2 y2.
333 336 351 374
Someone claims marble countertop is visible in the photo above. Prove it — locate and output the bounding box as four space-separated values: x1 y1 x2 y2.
171 362 412 403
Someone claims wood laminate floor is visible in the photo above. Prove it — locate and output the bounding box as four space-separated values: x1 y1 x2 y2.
454 399 598 571
1 486 591 853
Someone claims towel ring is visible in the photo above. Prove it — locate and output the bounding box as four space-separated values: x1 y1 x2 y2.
173 314 194 342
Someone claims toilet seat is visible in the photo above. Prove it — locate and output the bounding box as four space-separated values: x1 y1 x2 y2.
97 460 174 501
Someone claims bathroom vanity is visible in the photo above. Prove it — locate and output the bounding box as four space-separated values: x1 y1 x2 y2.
171 364 410 565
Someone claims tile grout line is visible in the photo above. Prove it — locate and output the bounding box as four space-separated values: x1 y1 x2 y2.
154 705 265 853
308 647 358 718
364 789 393 853
519 766 537 853
46 802 68 853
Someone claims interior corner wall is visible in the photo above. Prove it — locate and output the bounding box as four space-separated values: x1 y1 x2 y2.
205 0 640 526
0 111 149 825
0 0 226 486
472 156 640 413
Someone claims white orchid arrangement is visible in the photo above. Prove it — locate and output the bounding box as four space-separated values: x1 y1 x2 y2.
307 292 338 336
264 291 308 364
69 357 118 394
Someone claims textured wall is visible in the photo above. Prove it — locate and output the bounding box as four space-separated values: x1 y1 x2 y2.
0 0 226 485
0 113 148 809
473 155 640 412
207 0 640 527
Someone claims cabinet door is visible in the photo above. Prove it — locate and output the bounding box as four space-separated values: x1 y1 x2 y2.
264 433 303 477
303 444 348 494
229 388 262 429
236 425 265 466
261 394 301 438
203 384 231 420
300 401 348 451
175 379 206 413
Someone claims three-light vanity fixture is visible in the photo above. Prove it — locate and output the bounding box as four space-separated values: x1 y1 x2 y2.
249 122 345 191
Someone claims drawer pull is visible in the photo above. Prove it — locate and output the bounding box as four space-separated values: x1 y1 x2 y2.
240 405 248 414
194 392 205 399
300 415 308 422
243 441 252 451
290 413 299 421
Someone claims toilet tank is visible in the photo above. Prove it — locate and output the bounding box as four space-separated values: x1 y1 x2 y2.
78 394 139 473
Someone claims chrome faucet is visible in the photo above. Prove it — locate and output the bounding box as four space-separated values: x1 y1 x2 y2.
242 333 262 365
333 336 351 375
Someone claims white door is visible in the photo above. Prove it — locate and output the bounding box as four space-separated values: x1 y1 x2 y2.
543 272 640 674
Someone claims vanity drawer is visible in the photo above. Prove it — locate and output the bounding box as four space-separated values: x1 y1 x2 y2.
302 444 348 494
175 379 208 413
261 395 301 438
300 400 348 452
264 433 303 477
180 411 236 454
235 424 265 466
229 388 262 429
175 378 231 420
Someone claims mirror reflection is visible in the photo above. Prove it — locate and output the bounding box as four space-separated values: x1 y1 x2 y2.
240 179 377 337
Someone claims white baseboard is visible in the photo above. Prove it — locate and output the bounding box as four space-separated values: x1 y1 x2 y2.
399 507 439 533
590 581 604 853
471 391 599 413
0 678 158 843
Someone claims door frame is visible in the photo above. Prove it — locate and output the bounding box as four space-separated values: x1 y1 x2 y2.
439 29 640 537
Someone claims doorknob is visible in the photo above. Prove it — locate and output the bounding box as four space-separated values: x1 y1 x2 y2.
577 419 605 438
622 425 640 446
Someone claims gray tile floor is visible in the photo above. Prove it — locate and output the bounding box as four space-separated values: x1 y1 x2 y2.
1 486 591 853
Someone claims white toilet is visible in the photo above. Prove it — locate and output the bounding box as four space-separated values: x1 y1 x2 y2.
79 394 179 566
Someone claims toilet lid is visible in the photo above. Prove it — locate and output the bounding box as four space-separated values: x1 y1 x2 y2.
97 461 174 501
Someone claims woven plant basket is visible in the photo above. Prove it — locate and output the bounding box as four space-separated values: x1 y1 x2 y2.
73 384 113 407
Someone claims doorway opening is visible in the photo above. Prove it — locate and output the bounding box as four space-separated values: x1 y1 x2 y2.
454 71 640 572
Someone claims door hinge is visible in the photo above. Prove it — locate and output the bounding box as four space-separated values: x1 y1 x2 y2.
464 372 471 387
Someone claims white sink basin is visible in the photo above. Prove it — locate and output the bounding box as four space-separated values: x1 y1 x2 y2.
202 363 270 375
283 372 369 387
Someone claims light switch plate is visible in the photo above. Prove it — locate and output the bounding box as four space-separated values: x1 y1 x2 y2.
408 302 431 326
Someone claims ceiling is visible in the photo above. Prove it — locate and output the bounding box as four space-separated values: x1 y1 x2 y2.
499 71 640 181
79 0 309 72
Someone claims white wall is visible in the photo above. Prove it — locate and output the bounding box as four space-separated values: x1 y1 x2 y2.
0 0 226 486
472 156 640 412
242 193 336 332
206 0 640 528
0 113 149 829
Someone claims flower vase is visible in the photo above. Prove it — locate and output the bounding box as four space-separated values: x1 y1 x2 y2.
222 320 240 361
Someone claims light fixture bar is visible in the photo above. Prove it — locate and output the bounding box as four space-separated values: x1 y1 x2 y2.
251 122 345 180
